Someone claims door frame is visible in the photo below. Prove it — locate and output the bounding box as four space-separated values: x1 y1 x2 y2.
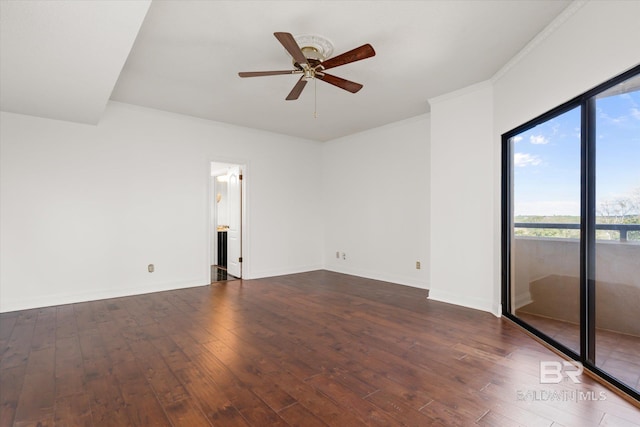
207 158 248 282
501 64 640 402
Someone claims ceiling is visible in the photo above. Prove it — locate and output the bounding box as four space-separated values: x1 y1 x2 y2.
1 1 573 142
0 0 150 125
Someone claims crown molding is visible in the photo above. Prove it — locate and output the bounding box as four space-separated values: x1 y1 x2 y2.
491 0 589 84
428 80 492 106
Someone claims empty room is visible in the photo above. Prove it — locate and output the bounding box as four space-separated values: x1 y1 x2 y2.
1 1 639 426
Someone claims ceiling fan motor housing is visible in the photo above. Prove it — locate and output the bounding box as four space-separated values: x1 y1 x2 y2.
293 34 334 59
292 35 334 73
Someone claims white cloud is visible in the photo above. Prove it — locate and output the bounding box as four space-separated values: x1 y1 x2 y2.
630 107 640 120
512 136 523 143
530 134 549 145
514 153 541 167
599 111 626 125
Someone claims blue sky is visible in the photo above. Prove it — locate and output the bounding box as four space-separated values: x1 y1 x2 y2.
513 88 640 217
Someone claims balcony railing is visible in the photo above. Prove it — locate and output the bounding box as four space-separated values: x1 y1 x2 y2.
514 222 640 242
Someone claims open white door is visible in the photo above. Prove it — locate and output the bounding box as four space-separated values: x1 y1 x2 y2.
226 166 242 278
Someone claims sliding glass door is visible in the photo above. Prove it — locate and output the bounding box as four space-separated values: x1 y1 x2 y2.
508 106 582 354
593 74 640 392
502 65 640 400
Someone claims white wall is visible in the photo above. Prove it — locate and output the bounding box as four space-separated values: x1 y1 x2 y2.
429 82 497 314
492 0 640 313
3 1 639 315
0 101 323 312
425 1 640 316
322 115 430 289
494 0 640 134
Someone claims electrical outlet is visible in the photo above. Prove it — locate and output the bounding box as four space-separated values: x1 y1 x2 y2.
336 251 340 259
416 261 421 269
148 264 154 273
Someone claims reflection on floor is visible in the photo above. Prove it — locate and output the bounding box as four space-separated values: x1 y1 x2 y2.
516 311 640 392
211 265 239 283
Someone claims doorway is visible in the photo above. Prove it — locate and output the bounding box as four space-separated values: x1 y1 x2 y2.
210 161 245 283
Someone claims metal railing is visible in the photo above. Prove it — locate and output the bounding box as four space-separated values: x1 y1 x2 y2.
514 222 640 242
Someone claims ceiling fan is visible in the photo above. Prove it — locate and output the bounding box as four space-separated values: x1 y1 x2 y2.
238 32 375 101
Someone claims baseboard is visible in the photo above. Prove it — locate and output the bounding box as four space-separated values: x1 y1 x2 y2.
247 264 325 280
324 265 429 290
428 288 497 315
0 278 207 313
493 303 503 318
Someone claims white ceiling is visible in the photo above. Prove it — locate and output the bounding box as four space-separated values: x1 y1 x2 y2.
0 0 150 125
1 0 572 141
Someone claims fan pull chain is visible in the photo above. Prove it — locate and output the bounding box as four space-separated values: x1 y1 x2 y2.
314 77 318 119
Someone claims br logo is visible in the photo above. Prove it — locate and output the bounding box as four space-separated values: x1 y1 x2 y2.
540 361 583 384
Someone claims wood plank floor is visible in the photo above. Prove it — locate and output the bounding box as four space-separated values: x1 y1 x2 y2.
517 312 640 391
1 270 638 426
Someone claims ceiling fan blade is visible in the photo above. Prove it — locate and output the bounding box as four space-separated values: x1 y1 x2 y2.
319 44 376 71
238 70 299 77
286 77 308 100
316 73 363 93
274 32 309 67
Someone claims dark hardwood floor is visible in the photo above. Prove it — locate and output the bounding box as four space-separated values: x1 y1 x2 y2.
517 312 640 392
1 270 638 426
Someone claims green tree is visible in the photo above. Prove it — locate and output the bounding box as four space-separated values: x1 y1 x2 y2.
597 187 640 240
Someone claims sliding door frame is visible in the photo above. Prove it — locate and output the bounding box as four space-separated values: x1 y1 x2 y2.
501 64 640 402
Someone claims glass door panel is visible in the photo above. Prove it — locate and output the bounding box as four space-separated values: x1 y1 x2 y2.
510 107 582 353
594 76 640 393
